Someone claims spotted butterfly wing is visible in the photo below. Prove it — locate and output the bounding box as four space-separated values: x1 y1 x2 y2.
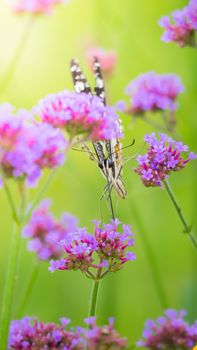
70 58 126 198
70 59 107 177
93 58 127 199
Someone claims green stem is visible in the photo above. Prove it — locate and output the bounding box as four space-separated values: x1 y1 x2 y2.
3 181 19 223
0 183 26 350
88 269 102 318
17 262 39 317
0 16 35 95
25 170 56 221
161 111 170 132
143 115 166 133
163 180 197 251
130 201 168 309
0 222 23 349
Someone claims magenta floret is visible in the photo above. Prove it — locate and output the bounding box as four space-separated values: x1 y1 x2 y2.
9 317 83 350
0 104 67 187
9 317 128 350
36 90 123 141
125 72 184 115
135 133 196 187
23 200 78 260
137 309 197 349
158 0 197 47
7 0 70 14
82 317 128 350
49 219 136 277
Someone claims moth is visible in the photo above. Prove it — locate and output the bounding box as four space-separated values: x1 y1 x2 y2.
70 57 127 199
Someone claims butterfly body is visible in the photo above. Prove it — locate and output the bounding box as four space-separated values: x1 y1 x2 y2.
70 58 126 199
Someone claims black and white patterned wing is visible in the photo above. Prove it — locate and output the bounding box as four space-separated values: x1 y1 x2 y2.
70 59 106 173
93 57 127 198
93 57 106 105
70 59 91 94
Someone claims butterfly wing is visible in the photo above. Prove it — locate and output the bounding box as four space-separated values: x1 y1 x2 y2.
93 58 127 198
70 59 107 176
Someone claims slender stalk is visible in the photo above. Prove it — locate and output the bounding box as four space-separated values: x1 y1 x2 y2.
0 208 24 349
143 115 166 132
161 111 170 132
3 181 19 223
17 262 39 317
88 268 102 318
163 179 197 251
25 170 56 221
130 201 168 309
0 16 35 95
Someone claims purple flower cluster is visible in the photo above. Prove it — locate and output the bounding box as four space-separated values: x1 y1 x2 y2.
135 133 197 187
137 309 197 349
22 200 78 260
7 0 70 14
125 72 184 115
0 104 67 187
159 0 197 47
9 317 127 350
49 219 136 277
81 317 128 350
9 317 83 350
36 90 122 142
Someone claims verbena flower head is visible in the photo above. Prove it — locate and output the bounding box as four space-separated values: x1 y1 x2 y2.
125 72 184 115
9 317 128 350
86 47 117 75
81 317 128 350
23 200 78 260
135 133 197 187
49 219 136 278
0 104 66 187
137 309 197 349
36 90 122 142
9 317 83 350
7 0 70 14
158 0 197 48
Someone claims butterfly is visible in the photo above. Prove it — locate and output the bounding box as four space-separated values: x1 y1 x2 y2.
70 57 127 199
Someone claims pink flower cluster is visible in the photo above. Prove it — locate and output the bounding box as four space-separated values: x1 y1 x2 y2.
9 317 127 350
137 309 197 349
86 47 117 75
9 317 82 350
82 317 128 350
36 91 122 141
125 72 184 115
49 219 136 277
0 104 66 187
7 0 69 14
22 200 78 260
135 133 197 187
158 0 197 47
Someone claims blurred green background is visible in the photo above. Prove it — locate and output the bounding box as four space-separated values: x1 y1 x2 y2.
0 0 197 347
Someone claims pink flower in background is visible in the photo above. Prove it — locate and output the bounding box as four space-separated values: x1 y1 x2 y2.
36 90 122 141
9 317 127 350
82 317 128 350
23 200 78 260
86 47 117 75
137 309 197 349
125 72 184 115
135 133 197 187
7 0 70 14
9 317 83 350
158 0 197 47
0 103 66 187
